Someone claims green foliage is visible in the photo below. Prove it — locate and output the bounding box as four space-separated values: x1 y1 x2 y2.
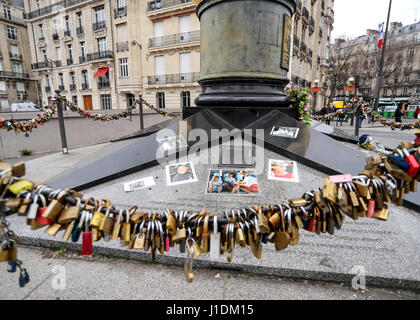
19 149 33 156
289 88 312 127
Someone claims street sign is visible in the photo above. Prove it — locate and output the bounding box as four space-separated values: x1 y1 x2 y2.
310 87 322 92
344 86 356 91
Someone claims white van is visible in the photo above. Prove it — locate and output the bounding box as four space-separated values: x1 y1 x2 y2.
11 102 40 112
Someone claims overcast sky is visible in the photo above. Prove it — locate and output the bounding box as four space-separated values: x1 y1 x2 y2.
332 0 420 40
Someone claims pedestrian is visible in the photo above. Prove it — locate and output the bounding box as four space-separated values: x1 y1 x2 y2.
338 112 346 126
414 106 420 119
394 102 405 123
359 108 366 128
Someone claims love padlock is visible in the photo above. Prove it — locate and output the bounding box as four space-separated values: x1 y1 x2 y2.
7 261 17 273
18 269 30 288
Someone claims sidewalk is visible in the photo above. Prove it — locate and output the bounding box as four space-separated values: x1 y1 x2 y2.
1 247 417 300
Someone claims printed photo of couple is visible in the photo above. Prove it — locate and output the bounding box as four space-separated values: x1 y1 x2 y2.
207 169 259 195
166 162 198 186
268 160 299 183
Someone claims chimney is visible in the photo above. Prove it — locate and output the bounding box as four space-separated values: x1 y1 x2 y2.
390 22 403 32
335 38 346 46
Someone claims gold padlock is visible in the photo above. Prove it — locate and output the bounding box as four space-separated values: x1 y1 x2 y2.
42 190 67 222
58 198 81 224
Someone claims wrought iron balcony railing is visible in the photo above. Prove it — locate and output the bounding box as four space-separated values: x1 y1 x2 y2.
70 84 76 91
0 71 29 79
92 21 106 32
147 0 192 12
58 85 65 91
32 61 53 70
9 53 22 60
67 58 74 65
0 13 26 25
54 60 62 67
98 80 111 89
149 30 200 48
295 0 302 11
310 17 315 28
114 6 127 18
64 30 71 37
148 72 200 85
81 83 89 90
45 86 51 92
293 35 300 48
76 26 84 35
79 56 87 64
52 33 59 41
300 42 307 54
87 51 113 62
25 0 89 20
302 7 309 19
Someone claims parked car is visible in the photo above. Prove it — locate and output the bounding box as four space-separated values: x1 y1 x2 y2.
11 102 40 112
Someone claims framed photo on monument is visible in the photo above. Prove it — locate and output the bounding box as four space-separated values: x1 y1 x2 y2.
166 162 198 186
268 159 299 183
270 127 300 139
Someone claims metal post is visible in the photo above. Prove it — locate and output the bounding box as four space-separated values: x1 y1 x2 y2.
55 91 69 154
373 0 392 111
139 94 144 130
355 103 361 137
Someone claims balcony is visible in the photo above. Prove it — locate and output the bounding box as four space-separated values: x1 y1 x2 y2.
76 26 84 36
54 60 62 67
70 84 76 91
148 72 200 85
79 56 87 64
309 17 315 32
114 6 127 18
52 33 59 41
58 85 65 91
64 30 71 37
302 7 309 23
98 80 111 89
146 0 195 18
81 83 89 90
67 58 74 65
0 71 29 79
32 61 53 70
45 86 51 92
295 0 302 14
9 52 22 60
39 36 45 41
293 35 300 48
87 51 113 62
117 41 129 52
93 21 106 32
300 42 307 54
319 29 323 38
149 30 200 50
25 0 90 20
0 13 26 26
307 48 313 59
17 89 26 94
321 0 325 10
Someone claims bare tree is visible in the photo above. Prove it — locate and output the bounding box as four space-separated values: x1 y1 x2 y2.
324 50 352 105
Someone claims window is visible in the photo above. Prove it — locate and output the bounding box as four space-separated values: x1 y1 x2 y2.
77 12 83 28
95 7 105 23
127 93 135 107
117 0 126 8
16 82 25 93
181 91 190 107
70 72 76 86
35 0 40 10
3 6 11 20
7 26 17 40
52 20 58 35
403 88 408 96
72 96 78 106
80 42 86 58
156 92 165 109
409 48 415 56
13 63 22 75
404 76 409 84
64 16 70 34
56 47 61 61
10 45 20 57
67 45 73 62
100 94 112 110
45 75 50 87
97 37 107 53
38 24 44 39
120 58 129 78
0 99 9 110
58 73 64 88
82 70 89 88
0 81 6 93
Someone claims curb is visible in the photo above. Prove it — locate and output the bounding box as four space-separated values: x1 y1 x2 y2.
18 236 420 292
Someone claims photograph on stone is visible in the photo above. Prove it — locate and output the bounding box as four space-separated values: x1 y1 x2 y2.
0 0 419 303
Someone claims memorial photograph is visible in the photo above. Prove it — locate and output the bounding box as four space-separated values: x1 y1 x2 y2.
270 127 300 139
268 160 299 183
166 162 198 186
207 169 260 195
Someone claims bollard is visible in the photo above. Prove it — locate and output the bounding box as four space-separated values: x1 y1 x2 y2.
139 95 144 130
55 91 69 154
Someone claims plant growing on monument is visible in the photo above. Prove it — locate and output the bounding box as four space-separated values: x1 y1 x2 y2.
289 87 311 127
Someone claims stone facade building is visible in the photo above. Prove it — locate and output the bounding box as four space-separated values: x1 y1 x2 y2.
24 0 333 111
289 0 334 111
333 21 420 105
0 0 39 111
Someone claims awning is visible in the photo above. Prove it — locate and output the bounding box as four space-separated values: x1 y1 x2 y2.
94 67 109 78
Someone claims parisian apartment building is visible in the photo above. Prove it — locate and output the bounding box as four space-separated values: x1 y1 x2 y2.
333 21 420 104
23 0 333 111
289 0 334 110
0 0 39 111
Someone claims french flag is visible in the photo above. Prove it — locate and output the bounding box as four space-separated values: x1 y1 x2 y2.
378 23 384 49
